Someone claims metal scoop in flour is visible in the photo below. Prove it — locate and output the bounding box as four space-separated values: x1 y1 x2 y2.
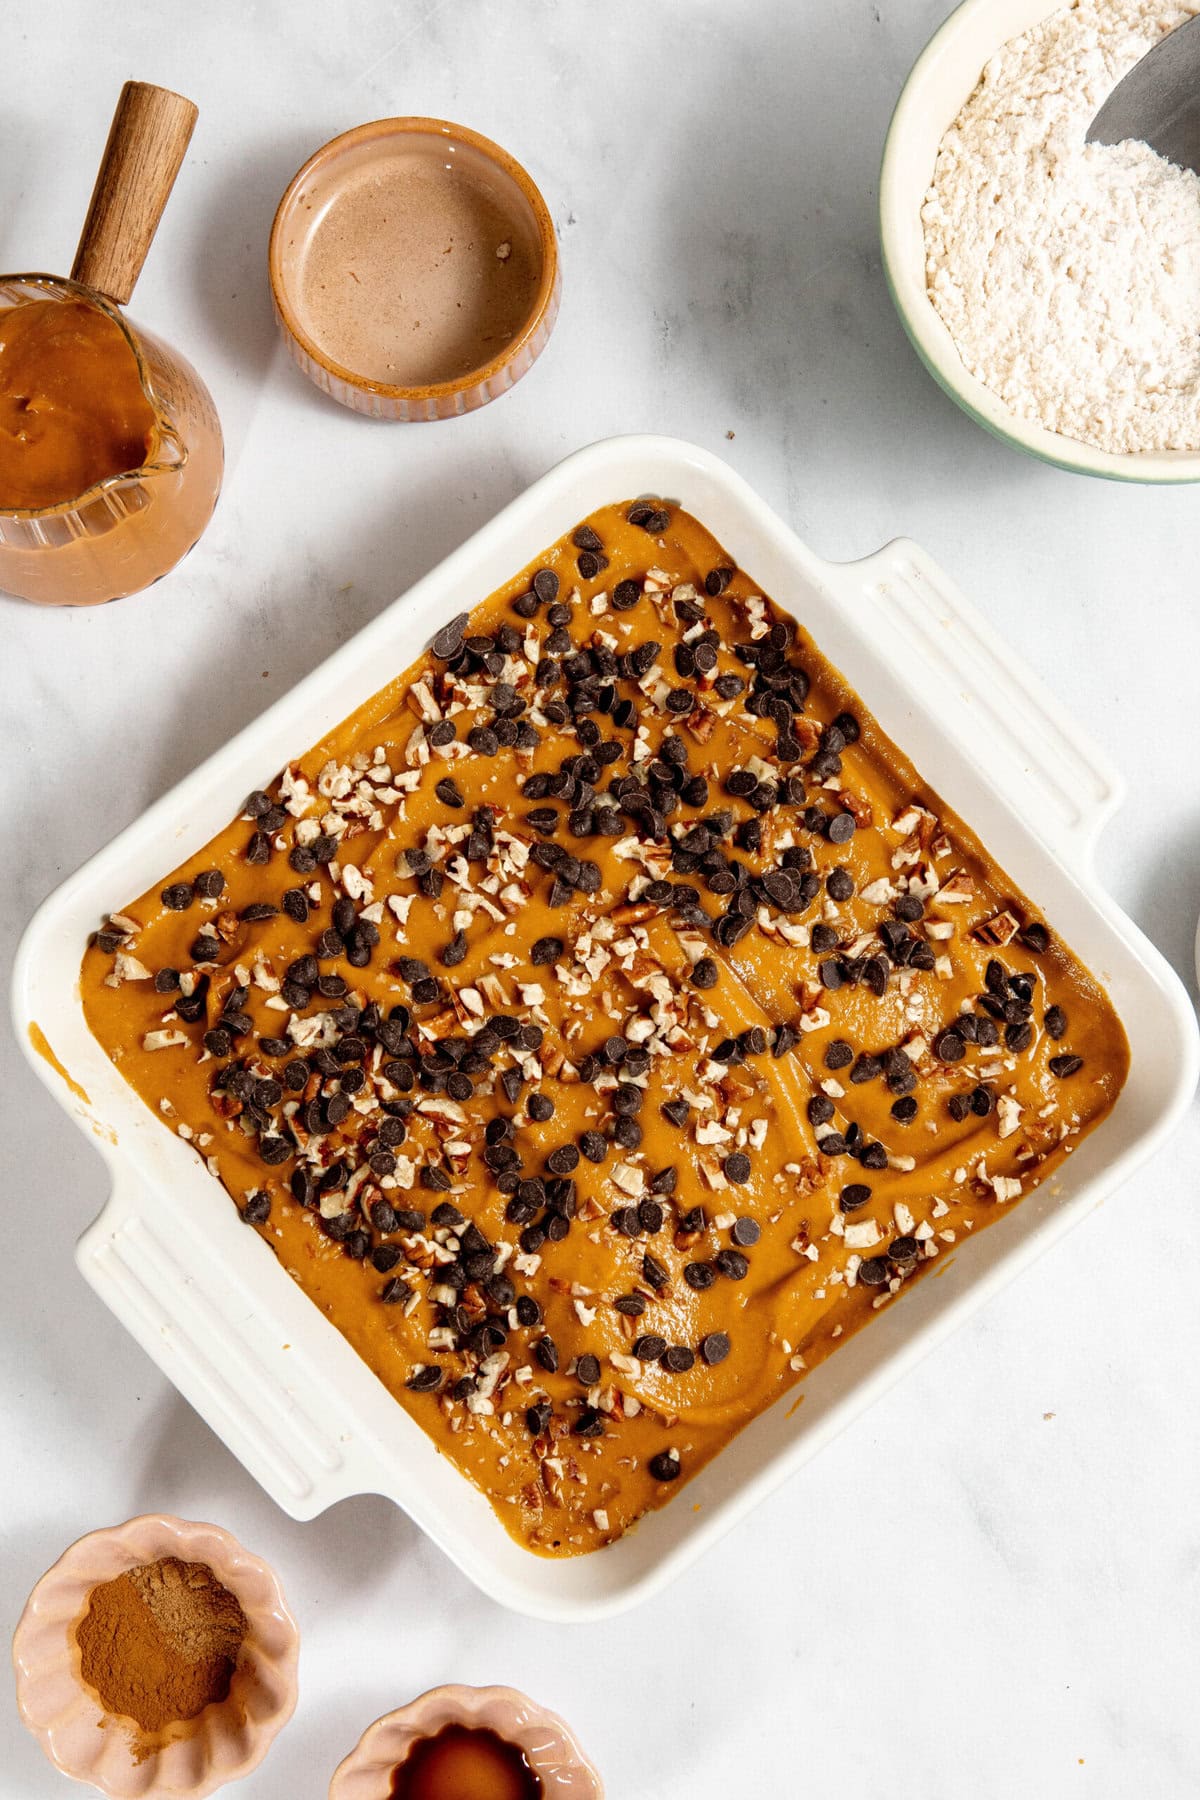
1088 13 1200 170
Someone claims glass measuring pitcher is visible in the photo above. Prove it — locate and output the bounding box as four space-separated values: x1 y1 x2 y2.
0 82 222 606
0 275 222 605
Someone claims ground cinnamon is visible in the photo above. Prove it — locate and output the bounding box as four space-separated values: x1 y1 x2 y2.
75 1557 247 1734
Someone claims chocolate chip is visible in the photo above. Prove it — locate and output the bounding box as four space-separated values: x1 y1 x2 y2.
467 725 499 756
431 612 469 659
723 1151 751 1185
663 1344 695 1373
153 967 180 993
527 1093 555 1123
1006 1020 1034 1052
194 870 225 899
406 1364 444 1392
516 1295 542 1327
648 1451 681 1481
857 1257 889 1287
1049 1053 1084 1077
572 523 604 553
934 1027 966 1063
824 1039 853 1071
826 812 856 844
440 931 468 968
573 1406 605 1437
241 1191 271 1224
1018 922 1050 953
435 776 464 809
579 1130 607 1162
840 1183 872 1213
850 1053 882 1085
246 830 272 865
1044 1004 1068 1040
161 882 194 911
534 1334 559 1373
642 1252 669 1289
531 935 563 965
891 1095 918 1123
731 1216 760 1247
661 1098 690 1128
629 503 670 534
715 1248 749 1280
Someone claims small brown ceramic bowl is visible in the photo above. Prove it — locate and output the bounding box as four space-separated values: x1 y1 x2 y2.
269 118 560 421
12 1514 299 1797
328 1684 604 1798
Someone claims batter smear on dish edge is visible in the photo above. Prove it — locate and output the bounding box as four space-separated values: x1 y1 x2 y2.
80 502 1128 1555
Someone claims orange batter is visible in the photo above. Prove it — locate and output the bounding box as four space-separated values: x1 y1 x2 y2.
80 503 1128 1555
0 297 157 510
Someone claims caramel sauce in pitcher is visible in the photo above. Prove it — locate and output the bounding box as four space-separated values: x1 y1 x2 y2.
0 298 157 509
0 283 222 606
389 1724 542 1800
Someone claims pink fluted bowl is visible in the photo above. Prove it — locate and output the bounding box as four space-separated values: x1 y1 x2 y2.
12 1513 299 1797
329 1684 604 1797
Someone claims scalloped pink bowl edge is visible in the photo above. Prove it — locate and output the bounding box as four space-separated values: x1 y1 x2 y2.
329 1683 604 1798
12 1513 300 1798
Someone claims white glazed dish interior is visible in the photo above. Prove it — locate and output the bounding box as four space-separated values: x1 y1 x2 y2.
13 433 1198 1621
879 0 1200 483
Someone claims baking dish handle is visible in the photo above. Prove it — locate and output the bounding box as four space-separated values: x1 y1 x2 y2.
840 539 1125 869
77 1178 381 1518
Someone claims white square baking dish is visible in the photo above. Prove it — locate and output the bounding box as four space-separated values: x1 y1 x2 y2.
13 435 1198 1621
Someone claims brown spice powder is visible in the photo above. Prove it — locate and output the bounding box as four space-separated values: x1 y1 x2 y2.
76 1557 247 1734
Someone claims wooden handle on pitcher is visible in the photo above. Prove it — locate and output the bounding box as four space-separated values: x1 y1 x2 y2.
71 81 198 305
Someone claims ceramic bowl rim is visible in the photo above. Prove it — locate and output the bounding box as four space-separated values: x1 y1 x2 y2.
11 1512 300 1798
879 0 1200 483
268 115 559 403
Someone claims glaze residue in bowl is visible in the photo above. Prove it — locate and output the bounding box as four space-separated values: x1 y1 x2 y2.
270 118 560 420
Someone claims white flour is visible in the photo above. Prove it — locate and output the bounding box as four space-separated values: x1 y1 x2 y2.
922 0 1200 454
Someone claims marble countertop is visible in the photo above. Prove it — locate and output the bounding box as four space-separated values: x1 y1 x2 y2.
4 3 1199 1796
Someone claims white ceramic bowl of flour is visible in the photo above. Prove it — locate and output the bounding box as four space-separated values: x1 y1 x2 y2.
881 0 1200 482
